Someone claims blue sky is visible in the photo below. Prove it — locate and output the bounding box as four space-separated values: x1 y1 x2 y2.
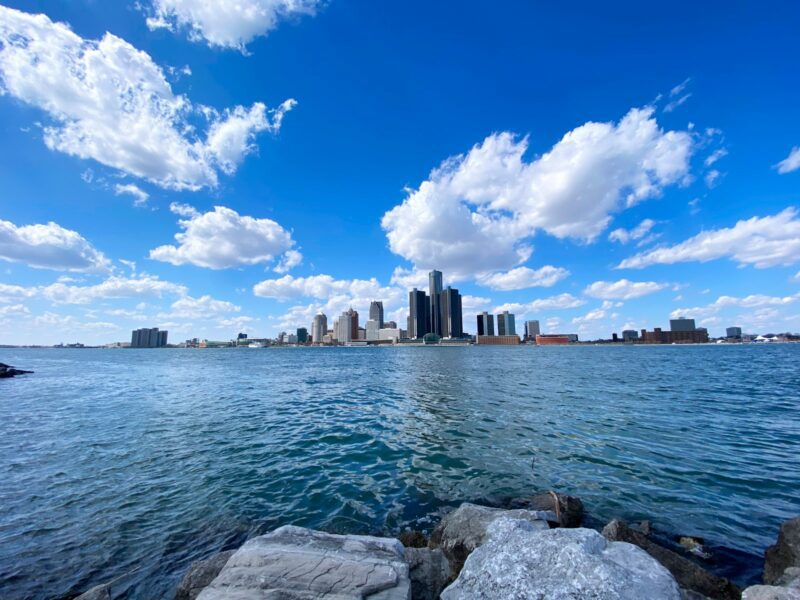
1 0 799 344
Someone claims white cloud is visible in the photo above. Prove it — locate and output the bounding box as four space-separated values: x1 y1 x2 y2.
777 147 800 174
0 6 293 190
670 293 800 321
381 107 693 276
162 294 240 318
663 78 691 113
0 218 110 272
664 94 691 113
618 208 800 269
704 148 728 167
584 279 667 300
476 266 569 291
255 273 409 330
572 307 607 325
494 293 585 315
149 205 298 269
273 249 303 274
705 169 721 188
114 183 150 207
41 275 187 304
793 271 800 283
608 219 656 244
169 202 200 218
0 303 30 316
0 282 37 302
146 0 321 50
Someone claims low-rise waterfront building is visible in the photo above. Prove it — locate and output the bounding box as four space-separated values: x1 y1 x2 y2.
622 329 639 342
476 334 520 345
726 326 742 339
640 327 709 344
535 334 572 345
378 327 400 342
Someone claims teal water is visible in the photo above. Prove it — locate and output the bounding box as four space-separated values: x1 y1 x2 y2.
1 345 799 598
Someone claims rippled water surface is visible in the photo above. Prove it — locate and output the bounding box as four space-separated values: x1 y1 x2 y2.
1 345 799 598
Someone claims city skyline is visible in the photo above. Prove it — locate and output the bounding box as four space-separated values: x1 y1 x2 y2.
1 2 800 345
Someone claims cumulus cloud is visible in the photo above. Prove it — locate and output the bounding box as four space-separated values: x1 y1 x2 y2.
114 183 150 207
162 294 240 318
584 279 668 300
608 219 656 244
476 266 569 291
0 218 110 272
40 275 187 304
670 292 800 320
0 282 38 302
254 274 412 330
381 107 693 276
273 249 303 274
0 6 293 190
494 293 585 316
149 205 298 269
776 147 800 174
618 208 800 269
145 0 321 50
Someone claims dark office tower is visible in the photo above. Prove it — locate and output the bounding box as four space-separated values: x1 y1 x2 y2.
408 288 430 339
439 287 463 338
369 301 384 328
476 312 495 336
157 330 168 347
296 327 308 343
497 311 516 336
347 307 359 341
428 270 443 336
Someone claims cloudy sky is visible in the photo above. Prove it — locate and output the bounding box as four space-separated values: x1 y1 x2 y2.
1 1 799 345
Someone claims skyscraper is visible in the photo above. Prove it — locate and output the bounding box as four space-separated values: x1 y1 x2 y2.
346 307 359 340
408 288 430 339
439 286 463 338
296 328 308 344
525 320 540 339
336 311 353 343
429 270 443 336
369 301 384 329
477 312 495 336
497 311 516 336
312 312 327 344
130 327 168 348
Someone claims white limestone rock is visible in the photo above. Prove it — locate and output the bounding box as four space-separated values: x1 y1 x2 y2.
196 525 411 599
441 517 682 599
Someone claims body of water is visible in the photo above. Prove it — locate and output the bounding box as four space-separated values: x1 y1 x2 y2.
1 345 799 598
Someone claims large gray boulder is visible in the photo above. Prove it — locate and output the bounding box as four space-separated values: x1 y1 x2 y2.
428 503 553 574
404 547 451 600
602 519 740 599
765 517 800 585
175 550 235 600
196 525 411 599
441 517 682 599
743 567 800 599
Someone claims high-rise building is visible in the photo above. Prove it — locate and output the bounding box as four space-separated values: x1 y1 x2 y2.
131 327 168 348
408 288 430 339
336 311 353 343
477 312 495 336
366 320 380 340
497 311 516 336
670 317 696 332
429 270 443 336
726 326 742 339
439 286 463 338
312 313 327 344
524 320 540 339
296 328 308 344
369 301 384 329
347 307 359 341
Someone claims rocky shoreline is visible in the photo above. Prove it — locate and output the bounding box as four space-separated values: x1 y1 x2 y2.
73 491 800 599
